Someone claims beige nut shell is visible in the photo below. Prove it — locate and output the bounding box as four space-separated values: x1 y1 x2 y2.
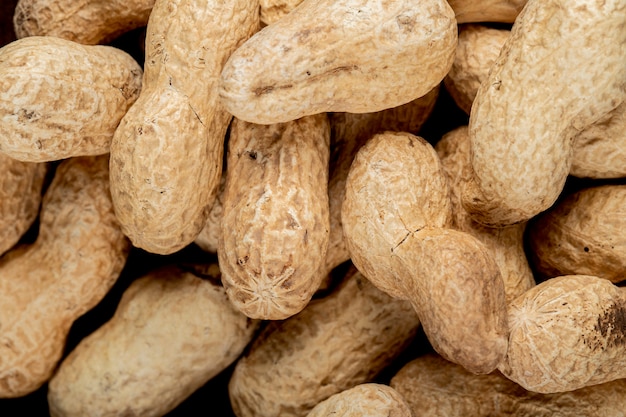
499 275 626 393
447 0 527 24
14 0 155 45
0 155 130 397
219 114 330 320
219 0 457 124
228 268 420 417
0 36 142 162
48 264 258 417
306 384 412 417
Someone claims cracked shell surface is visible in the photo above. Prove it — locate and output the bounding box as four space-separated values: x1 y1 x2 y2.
109 0 260 254
499 275 626 393
13 0 155 45
463 0 626 226
0 36 142 162
306 383 412 417
392 353 626 417
528 185 626 283
219 0 456 124
228 268 420 417
0 155 130 398
48 264 258 417
218 114 330 320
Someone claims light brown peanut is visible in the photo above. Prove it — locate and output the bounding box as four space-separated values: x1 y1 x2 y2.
48 264 258 417
306 384 412 417
447 0 527 24
0 155 130 398
0 36 142 162
109 0 260 254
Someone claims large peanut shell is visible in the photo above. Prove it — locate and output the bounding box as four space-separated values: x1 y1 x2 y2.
528 185 626 283
228 268 420 417
463 0 626 226
14 0 155 45
48 264 258 417
447 0 527 24
0 155 130 397
219 0 457 124
391 353 626 417
306 384 412 417
436 125 534 303
110 0 260 254
0 155 46 256
499 275 626 393
0 36 142 162
219 114 330 320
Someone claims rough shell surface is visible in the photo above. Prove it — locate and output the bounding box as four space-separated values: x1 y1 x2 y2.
463 0 626 226
444 24 509 115
528 185 626 283
47 264 258 417
306 383 412 417
228 268 420 417
0 155 46 256
0 155 130 397
325 86 439 275
219 0 457 124
342 131 452 299
447 0 527 23
0 36 142 162
435 125 535 303
109 0 260 254
13 0 155 45
391 353 626 417
260 0 303 25
194 172 226 253
499 275 626 393
219 114 330 320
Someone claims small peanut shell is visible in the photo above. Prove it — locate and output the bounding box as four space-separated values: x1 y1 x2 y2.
219 114 330 320
228 268 420 417
0 155 130 398
0 155 47 256
48 264 259 417
14 0 155 45
462 0 626 226
0 36 142 162
219 0 457 124
528 185 626 283
391 353 626 417
306 384 412 417
447 0 527 24
499 275 626 393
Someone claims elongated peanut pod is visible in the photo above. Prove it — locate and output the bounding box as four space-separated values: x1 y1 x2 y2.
13 0 155 45
462 0 626 226
0 155 130 398
110 0 260 254
219 114 330 320
219 0 456 124
48 264 258 417
0 36 142 162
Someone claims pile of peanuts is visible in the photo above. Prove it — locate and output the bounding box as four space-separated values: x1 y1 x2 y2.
1 0 626 415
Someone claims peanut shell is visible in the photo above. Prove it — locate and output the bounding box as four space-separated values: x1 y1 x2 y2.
306 384 412 417
447 0 527 24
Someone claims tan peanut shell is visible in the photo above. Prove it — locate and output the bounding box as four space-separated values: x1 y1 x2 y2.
109 0 260 255
228 268 420 417
219 0 457 124
0 155 130 398
0 36 142 162
447 0 527 24
325 86 439 275
499 275 626 393
194 171 226 253
260 0 302 25
528 185 626 283
306 384 412 417
436 126 534 303
0 155 46 256
48 264 258 417
13 0 155 45
463 0 626 226
444 24 510 115
218 114 330 320
391 353 626 417
342 132 508 374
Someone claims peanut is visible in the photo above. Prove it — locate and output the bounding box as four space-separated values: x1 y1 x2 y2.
447 0 527 24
